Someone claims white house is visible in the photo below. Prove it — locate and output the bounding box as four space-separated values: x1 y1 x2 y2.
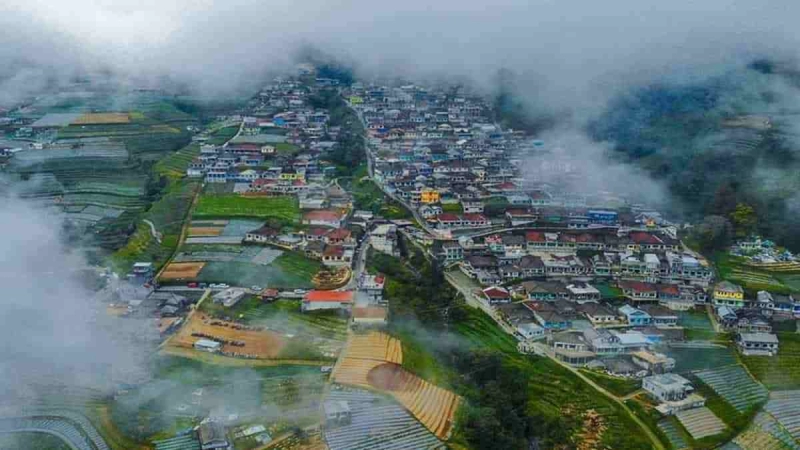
737 332 779 356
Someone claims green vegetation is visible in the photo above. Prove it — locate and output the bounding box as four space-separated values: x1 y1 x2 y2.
308 88 365 176
624 398 674 450
741 332 800 389
154 143 200 179
372 245 654 449
684 377 762 449
580 370 641 397
203 298 347 340
110 179 199 273
441 202 463 214
714 252 794 294
206 125 239 145
194 194 300 223
589 65 800 252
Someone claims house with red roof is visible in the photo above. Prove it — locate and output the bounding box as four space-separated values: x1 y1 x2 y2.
302 290 354 312
324 228 354 246
483 286 511 304
618 281 659 302
303 209 345 228
322 245 353 267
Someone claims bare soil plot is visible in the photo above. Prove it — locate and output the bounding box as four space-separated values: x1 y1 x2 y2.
188 227 224 237
169 312 286 359
160 262 206 280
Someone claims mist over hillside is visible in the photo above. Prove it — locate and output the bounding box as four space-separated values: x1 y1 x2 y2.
588 62 800 249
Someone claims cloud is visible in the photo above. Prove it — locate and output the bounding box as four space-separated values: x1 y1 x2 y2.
3 0 800 106
0 194 155 408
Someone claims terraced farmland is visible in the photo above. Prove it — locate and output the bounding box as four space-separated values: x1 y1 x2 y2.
194 194 300 223
695 366 768 412
764 391 800 443
734 426 789 450
742 332 800 390
332 332 459 440
323 388 445 450
367 363 460 440
748 411 800 450
155 143 200 179
675 407 727 440
657 418 688 450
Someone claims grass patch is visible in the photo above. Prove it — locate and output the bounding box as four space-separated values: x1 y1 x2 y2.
206 125 239 145
741 332 800 390
194 194 299 223
442 203 463 214
580 370 641 397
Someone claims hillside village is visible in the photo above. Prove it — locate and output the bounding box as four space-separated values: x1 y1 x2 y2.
1 66 800 450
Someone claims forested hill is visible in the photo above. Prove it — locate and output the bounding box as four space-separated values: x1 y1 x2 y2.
589 61 800 252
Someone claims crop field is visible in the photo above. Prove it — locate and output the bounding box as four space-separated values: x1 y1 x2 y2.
111 180 200 273
168 312 286 359
330 332 460 439
206 126 239 145
323 388 444 450
194 194 300 223
742 332 800 390
332 332 404 387
154 144 200 179
111 358 324 443
187 227 223 236
734 412 800 450
763 391 800 444
175 246 284 268
657 418 688 450
71 113 131 125
160 262 206 280
695 365 768 413
675 407 727 440
667 346 737 373
715 253 795 293
193 251 321 288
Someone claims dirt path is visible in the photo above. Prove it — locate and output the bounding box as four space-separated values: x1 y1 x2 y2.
142 219 161 244
545 351 666 450
159 346 328 367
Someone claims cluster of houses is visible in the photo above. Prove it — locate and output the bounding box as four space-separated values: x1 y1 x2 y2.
187 76 341 190
730 235 797 264
713 282 799 356
345 82 669 235
453 228 713 311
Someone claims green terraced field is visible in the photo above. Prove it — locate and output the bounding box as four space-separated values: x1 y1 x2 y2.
194 194 300 223
155 143 200 179
742 332 800 390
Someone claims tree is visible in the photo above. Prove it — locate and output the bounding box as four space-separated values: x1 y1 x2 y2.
730 203 757 238
693 215 733 253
